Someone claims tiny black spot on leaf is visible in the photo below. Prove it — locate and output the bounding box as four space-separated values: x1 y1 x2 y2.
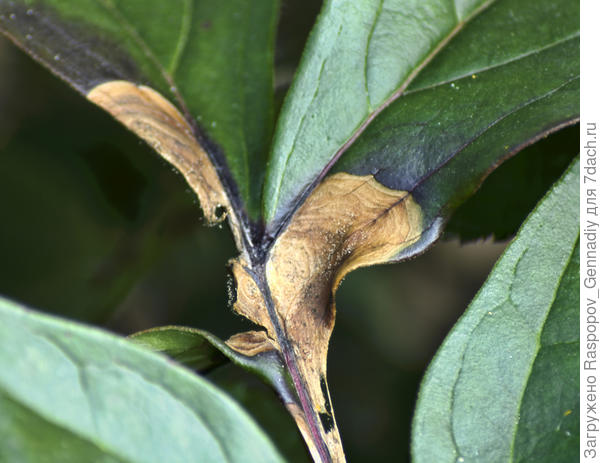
319 412 334 434
214 205 227 219
320 375 333 415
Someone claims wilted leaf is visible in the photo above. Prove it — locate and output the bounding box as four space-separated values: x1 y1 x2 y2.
0 296 285 463
412 158 579 462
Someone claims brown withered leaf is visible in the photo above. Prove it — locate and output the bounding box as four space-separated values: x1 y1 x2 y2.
226 330 280 357
231 173 423 462
87 81 245 249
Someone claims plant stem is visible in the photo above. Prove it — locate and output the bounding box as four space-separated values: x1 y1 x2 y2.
251 264 332 463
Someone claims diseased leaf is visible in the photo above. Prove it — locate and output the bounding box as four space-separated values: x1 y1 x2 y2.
230 172 423 461
265 0 489 228
334 33 577 260
0 0 279 226
0 296 285 463
248 0 578 459
412 158 579 462
87 81 234 227
264 0 578 237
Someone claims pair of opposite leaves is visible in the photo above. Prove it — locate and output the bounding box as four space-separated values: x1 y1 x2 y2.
88 81 423 462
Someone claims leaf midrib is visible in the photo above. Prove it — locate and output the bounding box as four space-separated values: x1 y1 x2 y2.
167 0 192 76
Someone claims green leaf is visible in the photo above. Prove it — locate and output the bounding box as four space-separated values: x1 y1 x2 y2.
412 158 579 462
130 326 299 407
131 327 310 462
130 326 229 372
264 0 578 244
0 296 285 463
0 0 279 221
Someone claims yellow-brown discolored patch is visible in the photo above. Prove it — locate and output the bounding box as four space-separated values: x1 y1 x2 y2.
270 173 421 461
231 172 422 462
87 80 243 247
229 258 279 345
226 330 279 357
88 82 424 463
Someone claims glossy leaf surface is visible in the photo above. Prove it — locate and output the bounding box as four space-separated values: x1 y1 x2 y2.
0 296 284 463
0 0 278 220
265 0 578 246
412 159 579 462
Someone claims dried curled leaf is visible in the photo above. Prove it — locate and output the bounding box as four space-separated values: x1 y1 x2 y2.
232 172 423 462
226 330 280 357
87 81 243 245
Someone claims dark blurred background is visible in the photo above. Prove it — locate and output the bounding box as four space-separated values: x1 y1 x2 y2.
0 1 578 461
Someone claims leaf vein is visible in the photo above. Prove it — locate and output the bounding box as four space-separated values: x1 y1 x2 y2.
384 75 580 209
0 388 132 463
91 0 188 114
364 0 384 112
168 0 193 76
404 33 580 96
508 238 579 461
